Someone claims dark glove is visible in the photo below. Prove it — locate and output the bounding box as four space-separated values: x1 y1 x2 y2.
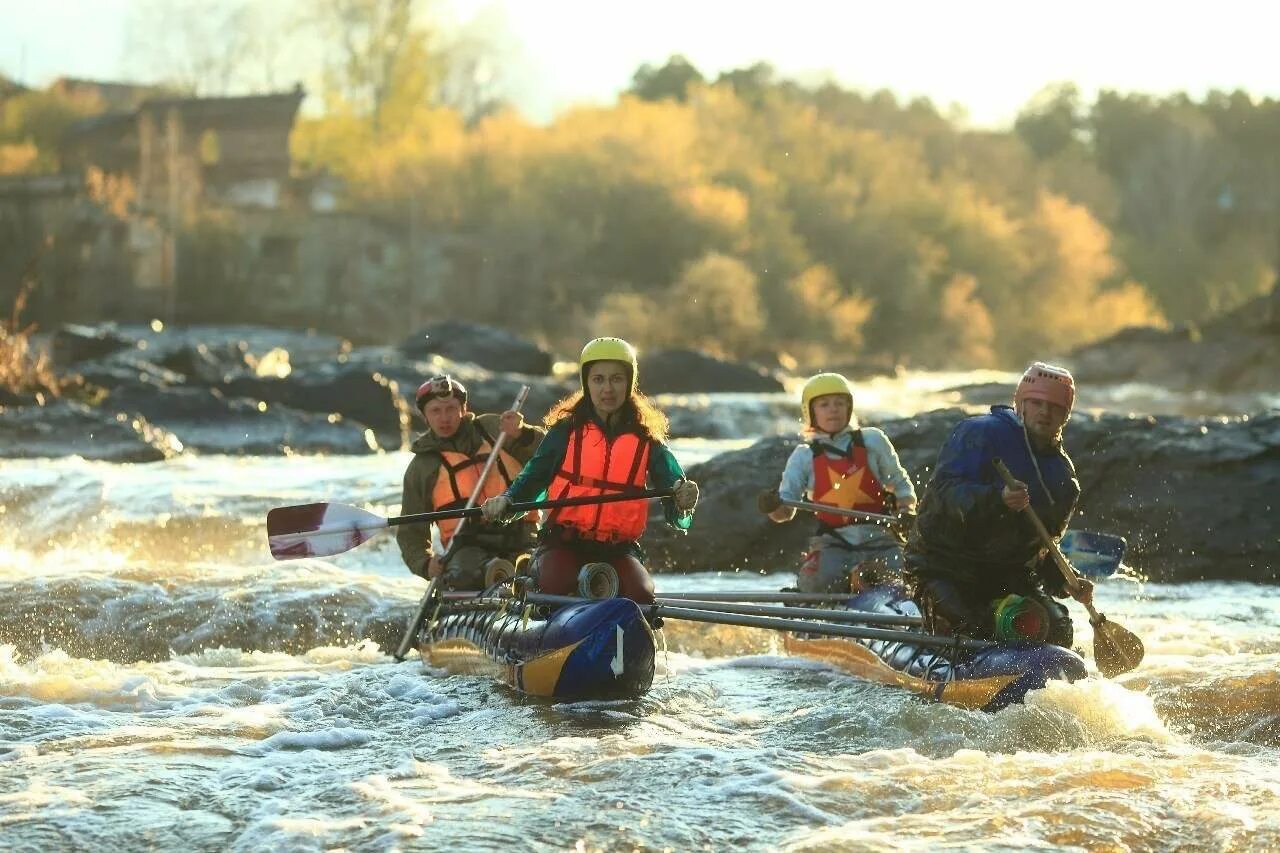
409 558 432 580
891 511 917 543
757 488 782 515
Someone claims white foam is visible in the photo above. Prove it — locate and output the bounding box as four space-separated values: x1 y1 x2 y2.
350 774 435 830
0 646 178 709
0 779 91 808
1020 678 1177 744
244 727 374 755
265 815 369 836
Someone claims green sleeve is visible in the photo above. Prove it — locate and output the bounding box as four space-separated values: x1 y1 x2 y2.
648 441 694 531
504 421 570 504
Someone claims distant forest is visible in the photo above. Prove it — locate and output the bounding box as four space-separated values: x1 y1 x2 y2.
4 0 1278 369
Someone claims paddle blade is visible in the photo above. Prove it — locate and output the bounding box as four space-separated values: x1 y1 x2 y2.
266 502 388 560
1092 616 1145 677
1061 530 1126 578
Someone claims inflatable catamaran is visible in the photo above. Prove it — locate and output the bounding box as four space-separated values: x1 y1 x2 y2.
418 580 1090 709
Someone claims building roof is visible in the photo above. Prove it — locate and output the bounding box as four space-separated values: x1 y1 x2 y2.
50 77 168 110
138 86 306 120
62 86 307 141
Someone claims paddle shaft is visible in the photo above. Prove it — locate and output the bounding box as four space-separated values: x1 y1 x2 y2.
780 498 899 525
992 457 1101 622
396 387 529 662
522 593 989 650
388 487 675 528
395 575 440 661
440 385 530 563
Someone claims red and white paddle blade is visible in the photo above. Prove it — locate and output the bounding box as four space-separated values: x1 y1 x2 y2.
266 502 388 560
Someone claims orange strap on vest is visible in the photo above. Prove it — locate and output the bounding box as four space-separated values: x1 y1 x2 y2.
809 430 888 529
546 423 651 542
431 424 534 547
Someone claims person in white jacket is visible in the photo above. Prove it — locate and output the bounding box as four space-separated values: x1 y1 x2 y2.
759 373 917 593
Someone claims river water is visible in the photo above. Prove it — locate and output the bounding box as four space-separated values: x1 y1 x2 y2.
1 375 1278 850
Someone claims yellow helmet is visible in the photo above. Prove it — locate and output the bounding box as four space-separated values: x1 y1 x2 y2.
579 337 638 396
801 372 853 426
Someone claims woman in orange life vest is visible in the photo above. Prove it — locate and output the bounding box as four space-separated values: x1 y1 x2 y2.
758 373 917 593
396 375 545 590
480 338 699 605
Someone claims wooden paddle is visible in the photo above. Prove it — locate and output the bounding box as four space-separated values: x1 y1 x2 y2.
993 458 1144 676
776 497 900 525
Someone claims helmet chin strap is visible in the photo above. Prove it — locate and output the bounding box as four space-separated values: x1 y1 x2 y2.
1017 411 1057 507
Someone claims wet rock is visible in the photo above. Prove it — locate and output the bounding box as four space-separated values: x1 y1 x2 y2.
101 384 374 455
639 349 785 394
1066 410 1280 583
355 350 574 425
115 323 347 367
400 321 555 375
0 399 178 462
644 408 1280 583
157 342 247 384
50 324 134 366
77 356 187 391
1067 288 1280 392
221 361 412 449
642 434 810 574
461 374 574 424
0 388 36 407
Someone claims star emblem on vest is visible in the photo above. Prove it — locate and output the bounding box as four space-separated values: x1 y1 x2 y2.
814 466 876 509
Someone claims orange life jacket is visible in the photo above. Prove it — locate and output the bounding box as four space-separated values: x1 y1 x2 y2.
546 422 651 542
432 424 535 547
809 430 888 529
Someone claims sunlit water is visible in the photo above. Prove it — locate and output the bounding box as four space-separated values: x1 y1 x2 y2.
2 377 1279 850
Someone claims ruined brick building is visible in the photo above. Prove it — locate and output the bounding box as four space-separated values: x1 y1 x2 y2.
0 79 449 340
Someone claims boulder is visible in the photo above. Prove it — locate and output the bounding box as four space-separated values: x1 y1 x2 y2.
358 351 574 426
400 321 555 375
50 324 134 366
221 361 412 449
100 384 374 455
0 398 179 462
1067 288 1280 392
157 342 248 385
639 349 785 394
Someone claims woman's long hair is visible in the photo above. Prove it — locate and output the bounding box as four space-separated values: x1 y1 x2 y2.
545 390 669 443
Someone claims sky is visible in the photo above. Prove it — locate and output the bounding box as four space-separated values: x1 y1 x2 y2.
3 0 1279 127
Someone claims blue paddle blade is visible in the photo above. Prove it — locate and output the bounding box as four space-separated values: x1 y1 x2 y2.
1060 530 1126 578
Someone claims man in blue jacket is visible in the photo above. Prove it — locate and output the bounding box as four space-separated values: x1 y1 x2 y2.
905 362 1094 646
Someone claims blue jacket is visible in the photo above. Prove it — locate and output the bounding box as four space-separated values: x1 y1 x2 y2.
905 406 1079 594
